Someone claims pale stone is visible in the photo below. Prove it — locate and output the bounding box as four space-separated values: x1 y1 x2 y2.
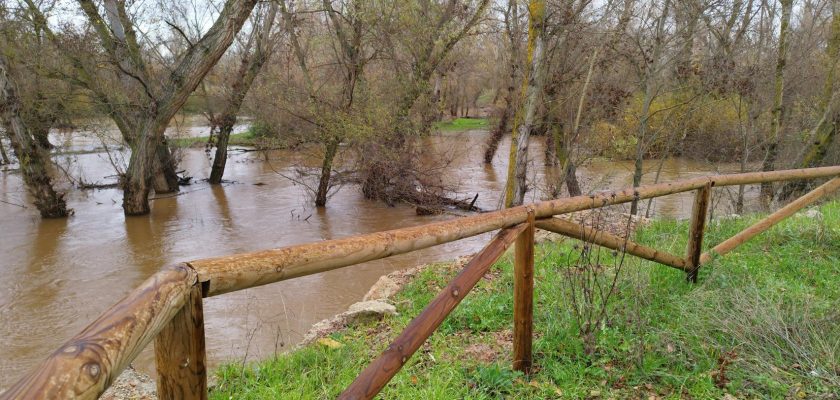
345 300 397 323
362 275 400 301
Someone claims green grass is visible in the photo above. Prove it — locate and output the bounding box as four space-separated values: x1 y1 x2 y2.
170 129 260 148
211 201 840 399
435 117 489 131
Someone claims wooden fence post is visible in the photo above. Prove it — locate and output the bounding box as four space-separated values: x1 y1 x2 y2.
155 283 207 400
513 208 535 373
686 183 711 283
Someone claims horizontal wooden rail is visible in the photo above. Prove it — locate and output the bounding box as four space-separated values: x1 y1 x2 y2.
699 176 840 264
190 166 840 297
1 264 197 400
535 217 688 270
338 224 527 400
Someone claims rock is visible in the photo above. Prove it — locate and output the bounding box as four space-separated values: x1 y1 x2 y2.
301 300 397 345
345 300 397 324
301 317 345 345
363 275 401 301
100 365 157 400
799 208 823 219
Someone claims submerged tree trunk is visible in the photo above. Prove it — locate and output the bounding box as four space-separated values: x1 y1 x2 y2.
0 137 9 164
209 116 236 184
760 0 793 203
120 0 259 215
152 140 180 193
553 46 598 197
0 54 69 218
505 0 546 208
315 137 340 206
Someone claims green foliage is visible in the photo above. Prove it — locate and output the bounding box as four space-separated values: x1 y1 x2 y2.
435 117 489 131
470 364 523 396
170 129 259 148
588 90 751 161
211 201 840 399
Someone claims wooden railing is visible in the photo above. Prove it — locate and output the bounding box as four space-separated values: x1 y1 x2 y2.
2 166 839 400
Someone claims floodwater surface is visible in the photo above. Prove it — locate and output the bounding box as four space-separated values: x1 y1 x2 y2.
0 126 757 389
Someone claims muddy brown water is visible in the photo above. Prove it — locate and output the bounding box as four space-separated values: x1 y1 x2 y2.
0 126 758 390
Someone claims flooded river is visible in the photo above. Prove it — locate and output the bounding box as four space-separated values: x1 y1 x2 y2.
0 126 758 389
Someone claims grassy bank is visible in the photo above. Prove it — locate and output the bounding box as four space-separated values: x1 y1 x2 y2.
170 130 259 148
435 117 489 131
211 202 840 399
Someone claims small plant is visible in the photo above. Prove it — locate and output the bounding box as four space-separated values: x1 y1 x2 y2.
470 364 523 396
558 208 633 356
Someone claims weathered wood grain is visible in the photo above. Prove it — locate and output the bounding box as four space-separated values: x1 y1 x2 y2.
513 209 535 373
155 283 207 400
0 264 196 400
685 184 711 282
535 217 688 271
337 224 527 400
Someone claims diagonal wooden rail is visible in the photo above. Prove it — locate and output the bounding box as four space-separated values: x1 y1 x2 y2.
2 166 839 400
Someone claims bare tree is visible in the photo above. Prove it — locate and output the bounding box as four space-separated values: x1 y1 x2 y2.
760 0 793 203
504 0 547 208
782 0 840 198
23 0 259 215
0 53 69 217
209 2 279 184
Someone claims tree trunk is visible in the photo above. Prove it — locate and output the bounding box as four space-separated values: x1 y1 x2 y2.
210 3 277 185
0 137 9 164
544 130 557 166
779 3 840 199
120 0 259 214
760 0 793 203
32 126 54 150
631 82 653 216
209 119 235 184
153 140 179 193
315 138 340 207
552 126 581 197
505 0 545 208
484 109 509 163
123 125 161 215
0 54 69 218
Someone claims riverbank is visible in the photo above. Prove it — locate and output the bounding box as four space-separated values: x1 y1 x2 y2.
207 202 840 399
169 130 260 148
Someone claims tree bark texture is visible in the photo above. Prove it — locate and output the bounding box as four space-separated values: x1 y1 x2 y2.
0 54 69 218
